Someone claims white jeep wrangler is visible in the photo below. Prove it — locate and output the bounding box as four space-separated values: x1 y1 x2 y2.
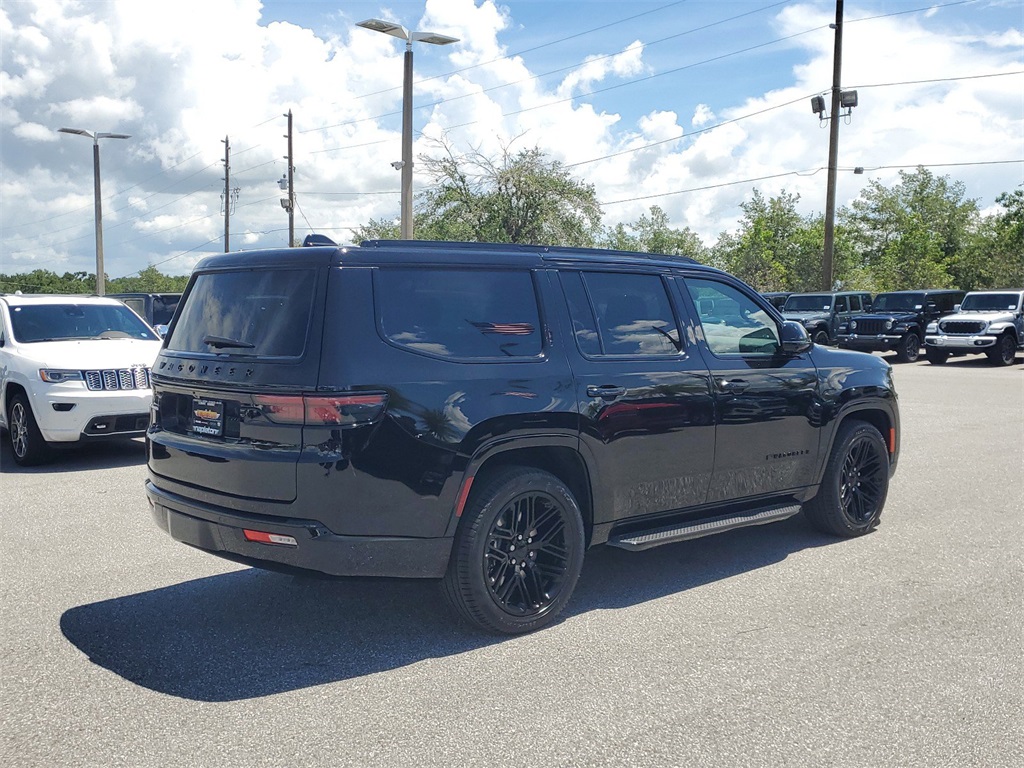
924 290 1024 366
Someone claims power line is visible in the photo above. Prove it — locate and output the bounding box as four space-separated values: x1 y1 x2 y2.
600 159 1023 206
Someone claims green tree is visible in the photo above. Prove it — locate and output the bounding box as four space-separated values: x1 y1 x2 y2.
844 167 979 291
354 139 603 247
956 188 1024 289
0 269 92 294
712 190 811 290
107 265 189 293
601 205 707 261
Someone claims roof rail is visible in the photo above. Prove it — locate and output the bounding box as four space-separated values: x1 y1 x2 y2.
358 239 696 263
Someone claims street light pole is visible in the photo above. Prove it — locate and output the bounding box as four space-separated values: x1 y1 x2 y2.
58 127 130 296
356 18 458 240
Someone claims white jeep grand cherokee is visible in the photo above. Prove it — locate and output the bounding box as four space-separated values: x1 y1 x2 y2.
0 294 163 465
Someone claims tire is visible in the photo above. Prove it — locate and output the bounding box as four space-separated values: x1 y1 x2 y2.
442 466 585 635
7 392 52 467
804 420 889 538
985 333 1017 366
925 347 949 365
812 329 830 346
895 331 920 363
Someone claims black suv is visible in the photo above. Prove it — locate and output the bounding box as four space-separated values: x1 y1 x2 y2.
108 292 181 334
146 240 900 634
836 289 965 363
781 291 873 345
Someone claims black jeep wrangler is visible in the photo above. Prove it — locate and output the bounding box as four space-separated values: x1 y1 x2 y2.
146 240 900 634
781 291 873 345
836 289 964 362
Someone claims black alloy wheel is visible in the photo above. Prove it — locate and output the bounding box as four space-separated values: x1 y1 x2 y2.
813 329 830 346
443 466 585 634
896 332 921 363
986 333 1017 366
804 420 889 537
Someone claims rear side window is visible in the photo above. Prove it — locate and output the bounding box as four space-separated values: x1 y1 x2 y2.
167 269 315 357
376 268 542 359
560 271 681 356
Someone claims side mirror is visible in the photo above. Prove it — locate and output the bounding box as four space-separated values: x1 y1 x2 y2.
780 320 812 354
154 324 169 338
953 304 961 313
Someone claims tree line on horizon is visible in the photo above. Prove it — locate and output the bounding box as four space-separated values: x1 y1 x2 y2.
3 145 1021 296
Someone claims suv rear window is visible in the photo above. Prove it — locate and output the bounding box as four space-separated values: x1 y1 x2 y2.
167 269 315 357
375 268 542 359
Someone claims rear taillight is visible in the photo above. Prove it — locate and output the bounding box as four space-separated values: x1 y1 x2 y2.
253 393 388 426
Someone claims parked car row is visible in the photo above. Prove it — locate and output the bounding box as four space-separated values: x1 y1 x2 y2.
761 288 1023 365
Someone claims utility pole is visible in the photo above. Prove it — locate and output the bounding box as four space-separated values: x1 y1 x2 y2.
821 0 844 291
285 110 295 246
222 136 231 253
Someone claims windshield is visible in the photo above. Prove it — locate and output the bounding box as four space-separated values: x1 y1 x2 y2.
870 293 924 312
960 293 1021 312
9 303 158 343
784 294 832 312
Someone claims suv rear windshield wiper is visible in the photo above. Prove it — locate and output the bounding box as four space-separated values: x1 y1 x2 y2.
203 334 255 350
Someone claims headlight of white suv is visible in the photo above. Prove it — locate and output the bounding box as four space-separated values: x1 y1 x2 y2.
926 322 938 333
39 369 84 383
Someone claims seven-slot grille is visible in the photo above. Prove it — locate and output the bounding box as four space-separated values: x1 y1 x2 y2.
852 318 891 334
84 366 151 391
939 320 986 335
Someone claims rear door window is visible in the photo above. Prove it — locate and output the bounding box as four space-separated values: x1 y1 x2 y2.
375 268 542 359
167 269 316 357
561 271 681 356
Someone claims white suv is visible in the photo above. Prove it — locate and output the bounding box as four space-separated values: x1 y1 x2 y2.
0 294 163 465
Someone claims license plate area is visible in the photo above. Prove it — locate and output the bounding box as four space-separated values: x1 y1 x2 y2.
191 397 224 437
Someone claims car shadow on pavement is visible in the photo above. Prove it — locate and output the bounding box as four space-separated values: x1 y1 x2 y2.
0 436 146 473
60 516 836 702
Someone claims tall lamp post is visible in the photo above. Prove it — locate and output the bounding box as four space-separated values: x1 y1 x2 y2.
356 18 458 240
58 127 131 296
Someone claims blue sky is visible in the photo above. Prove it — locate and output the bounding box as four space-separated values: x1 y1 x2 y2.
1 0 1021 282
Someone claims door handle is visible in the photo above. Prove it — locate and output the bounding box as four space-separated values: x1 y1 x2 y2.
587 384 626 399
718 378 749 394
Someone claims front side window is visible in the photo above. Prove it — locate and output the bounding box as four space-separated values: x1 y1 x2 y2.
376 268 542 359
167 269 316 357
687 278 780 356
10 303 157 343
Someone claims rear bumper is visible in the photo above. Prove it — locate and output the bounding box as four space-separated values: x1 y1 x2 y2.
146 481 452 578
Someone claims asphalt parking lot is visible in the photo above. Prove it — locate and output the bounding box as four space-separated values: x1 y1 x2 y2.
1 354 1022 768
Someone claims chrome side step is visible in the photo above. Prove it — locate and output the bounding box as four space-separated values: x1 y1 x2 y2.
607 504 802 552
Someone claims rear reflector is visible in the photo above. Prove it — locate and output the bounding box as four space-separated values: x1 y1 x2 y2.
253 392 388 426
243 529 298 547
